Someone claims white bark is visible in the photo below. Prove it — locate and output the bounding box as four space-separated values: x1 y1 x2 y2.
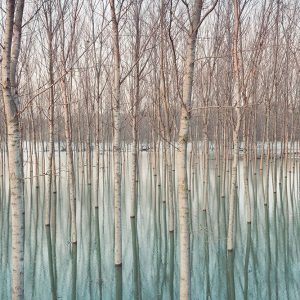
44 7 55 227
176 1 203 298
130 111 138 217
227 105 241 251
227 0 242 251
61 78 77 244
243 119 251 224
109 0 122 266
160 0 174 231
221 125 227 198
202 114 209 211
130 0 141 218
1 1 25 299
167 147 174 232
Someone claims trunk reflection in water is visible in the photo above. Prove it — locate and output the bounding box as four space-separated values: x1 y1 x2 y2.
0 151 299 299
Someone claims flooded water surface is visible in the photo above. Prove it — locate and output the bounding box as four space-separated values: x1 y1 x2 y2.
1 147 300 299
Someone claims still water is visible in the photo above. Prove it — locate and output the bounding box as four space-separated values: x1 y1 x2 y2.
0 148 300 299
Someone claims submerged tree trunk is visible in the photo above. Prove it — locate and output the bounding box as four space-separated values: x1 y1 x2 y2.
1 1 25 299
109 0 122 266
130 0 141 218
227 0 242 251
176 1 204 298
44 3 56 228
61 78 77 244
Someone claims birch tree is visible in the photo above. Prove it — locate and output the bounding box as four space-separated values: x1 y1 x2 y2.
109 0 122 266
58 0 81 245
176 0 217 298
227 0 242 252
130 0 142 218
42 0 58 229
1 0 25 299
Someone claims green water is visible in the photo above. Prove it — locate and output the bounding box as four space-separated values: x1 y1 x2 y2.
0 150 300 299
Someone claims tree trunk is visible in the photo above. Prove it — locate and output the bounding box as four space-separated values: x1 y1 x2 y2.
130 0 141 218
61 78 77 244
227 0 242 251
176 1 203 298
1 1 25 299
109 0 122 266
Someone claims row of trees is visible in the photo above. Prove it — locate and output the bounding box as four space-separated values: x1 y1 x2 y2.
1 0 300 299
2 0 299 146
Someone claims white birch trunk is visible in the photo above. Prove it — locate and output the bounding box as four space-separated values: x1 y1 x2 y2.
167 146 174 232
1 1 25 298
202 117 209 211
227 0 243 252
45 21 55 227
130 111 138 218
227 106 241 251
243 119 251 224
109 0 122 266
130 0 140 218
61 79 77 244
176 1 203 298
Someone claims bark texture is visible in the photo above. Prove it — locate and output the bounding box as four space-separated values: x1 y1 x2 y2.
109 0 122 266
1 1 25 299
176 1 203 298
227 0 242 251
